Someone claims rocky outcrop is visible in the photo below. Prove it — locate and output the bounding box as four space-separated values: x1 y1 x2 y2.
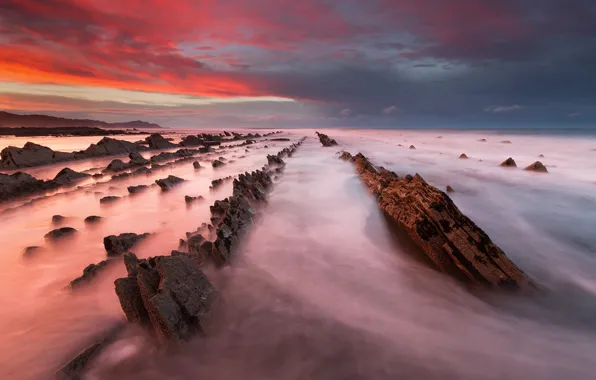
315 131 338 147
185 195 204 203
524 161 548 173
127 185 148 194
212 159 225 168
341 152 533 289
0 172 47 201
45 227 77 240
210 176 233 190
104 159 127 172
180 135 202 146
500 157 517 167
103 232 151 256
150 148 199 163
128 152 150 166
52 168 91 185
267 154 285 166
70 259 115 290
83 137 144 157
500 140 512 144
155 175 185 190
145 133 177 149
0 142 74 168
99 195 120 204
114 253 218 343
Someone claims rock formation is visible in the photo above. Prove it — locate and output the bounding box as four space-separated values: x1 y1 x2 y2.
155 175 185 190
524 161 548 173
99 195 120 204
128 152 150 166
315 131 338 146
212 159 225 168
104 233 151 256
500 157 517 167
84 215 102 224
70 260 115 290
127 185 148 194
145 133 177 149
210 176 233 190
459 154 468 159
45 227 77 241
193 161 201 169
185 195 204 203
409 145 416 150
340 152 533 289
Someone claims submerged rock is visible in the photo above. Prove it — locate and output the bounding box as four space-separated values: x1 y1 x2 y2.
210 176 233 190
52 215 65 224
446 185 455 193
52 168 91 185
193 161 202 169
155 175 185 190
70 260 115 290
212 159 225 168
315 131 338 147
459 154 468 159
145 133 177 149
114 253 218 342
103 232 150 256
23 246 42 257
185 195 204 203
105 159 127 172
339 151 353 161
84 215 102 224
500 157 517 168
45 227 77 240
524 161 548 173
99 195 120 204
409 145 416 150
344 152 533 289
128 152 150 166
500 140 512 144
180 135 202 147
0 142 74 168
127 185 148 194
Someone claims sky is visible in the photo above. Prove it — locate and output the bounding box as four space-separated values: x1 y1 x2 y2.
0 0 595 128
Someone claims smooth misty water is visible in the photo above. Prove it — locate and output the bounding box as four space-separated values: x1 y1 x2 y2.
1 129 596 379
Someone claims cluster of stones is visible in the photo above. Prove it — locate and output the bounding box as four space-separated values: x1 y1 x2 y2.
339 151 533 290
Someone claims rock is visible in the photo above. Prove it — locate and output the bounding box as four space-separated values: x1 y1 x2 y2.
185 195 204 203
210 176 233 190
409 145 416 150
92 173 104 179
103 232 150 256
99 195 120 204
23 246 42 257
499 157 517 167
128 152 150 166
70 260 115 290
105 159 127 172
212 160 225 168
0 142 74 168
524 161 548 173
315 131 338 147
84 137 143 156
500 140 512 144
131 166 152 176
84 215 102 224
114 253 218 342
344 152 533 289
45 227 77 240
266 154 285 166
202 140 221 147
127 185 148 194
145 133 177 149
269 138 290 141
538 154 545 158
446 185 455 192
193 161 202 169
155 175 185 190
459 154 468 159
339 151 353 161
478 139 487 142
52 215 65 224
180 135 202 146
52 168 91 185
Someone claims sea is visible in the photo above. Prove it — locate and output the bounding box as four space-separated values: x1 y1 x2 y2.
0 128 595 380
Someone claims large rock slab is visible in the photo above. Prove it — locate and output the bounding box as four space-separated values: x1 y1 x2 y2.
114 253 217 343
155 175 185 190
343 152 533 289
0 142 75 168
83 137 143 156
0 171 47 201
145 133 177 149
52 168 91 185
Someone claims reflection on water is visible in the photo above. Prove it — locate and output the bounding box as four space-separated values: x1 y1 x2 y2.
1 130 596 379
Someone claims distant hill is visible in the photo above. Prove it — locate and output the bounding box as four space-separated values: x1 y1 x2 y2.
0 111 162 129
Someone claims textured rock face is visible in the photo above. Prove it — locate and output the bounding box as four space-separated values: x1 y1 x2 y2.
114 253 217 343
180 135 202 146
346 152 533 289
155 175 185 190
500 157 517 167
128 152 150 166
524 161 548 173
315 131 338 146
0 142 74 168
105 159 127 172
70 260 114 290
84 137 143 156
0 171 46 201
52 168 91 185
145 133 177 149
103 232 150 256
128 185 148 194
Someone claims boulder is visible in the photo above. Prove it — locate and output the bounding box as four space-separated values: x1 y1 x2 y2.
84 215 102 224
192 161 201 169
45 227 77 240
155 175 185 190
212 160 225 168
409 145 416 150
459 154 468 159
52 215 65 224
500 157 517 167
0 142 74 168
180 135 202 146
127 185 148 194
99 195 120 204
344 152 533 289
446 185 455 193
524 161 548 173
83 137 143 156
114 253 218 342
315 131 338 147
145 133 177 149
103 232 150 256
105 159 127 172
52 168 91 185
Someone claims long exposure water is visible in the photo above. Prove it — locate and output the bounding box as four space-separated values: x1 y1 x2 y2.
1 129 595 379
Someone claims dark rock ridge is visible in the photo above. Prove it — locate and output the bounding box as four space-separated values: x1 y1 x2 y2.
114 252 218 343
315 131 338 146
70 259 116 290
210 176 233 190
212 159 225 168
155 175 185 190
99 195 120 204
128 185 148 194
185 195 204 203
1 168 94 202
84 215 102 223
146 133 177 149
524 161 548 173
340 152 533 290
269 138 291 141
45 227 77 240
104 232 151 256
500 157 517 167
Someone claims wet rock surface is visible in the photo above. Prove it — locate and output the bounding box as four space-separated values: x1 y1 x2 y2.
84 215 102 224
127 185 148 194
155 175 185 190
70 259 115 290
45 227 77 241
103 232 150 256
315 131 338 146
342 152 533 289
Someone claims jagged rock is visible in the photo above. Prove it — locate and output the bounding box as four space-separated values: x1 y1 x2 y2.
185 195 204 203
99 195 120 204
70 260 115 290
84 215 102 223
212 160 225 168
52 215 65 224
0 142 74 168
0 172 47 201
339 151 353 161
500 157 517 167
524 161 548 173
409 145 416 150
315 131 338 147
210 176 233 190
114 253 218 342
446 185 455 192
128 152 150 166
103 233 150 256
145 133 176 149
459 154 468 159
45 227 77 240
53 168 91 185
128 185 148 194
104 159 127 172
344 152 533 289
193 161 201 169
266 154 285 166
180 135 202 146
155 175 185 190
84 137 143 156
